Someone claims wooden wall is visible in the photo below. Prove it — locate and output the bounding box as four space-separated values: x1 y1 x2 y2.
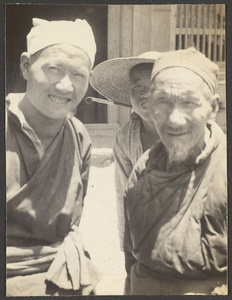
107 5 176 126
107 5 226 131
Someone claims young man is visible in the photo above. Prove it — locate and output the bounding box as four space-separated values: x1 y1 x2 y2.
124 48 227 295
6 18 101 296
90 52 160 249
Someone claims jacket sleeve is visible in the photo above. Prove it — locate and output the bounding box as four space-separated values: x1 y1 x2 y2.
123 191 137 276
201 169 227 276
113 134 133 250
123 152 151 277
70 117 92 201
81 132 92 201
81 127 92 199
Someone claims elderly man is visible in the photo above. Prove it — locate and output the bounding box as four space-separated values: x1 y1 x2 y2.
91 52 160 250
6 18 101 296
124 48 227 295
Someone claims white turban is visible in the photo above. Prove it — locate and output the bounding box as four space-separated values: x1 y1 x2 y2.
26 18 96 67
151 47 219 94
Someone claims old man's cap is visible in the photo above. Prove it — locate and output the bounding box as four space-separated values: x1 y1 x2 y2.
26 18 96 67
151 47 219 94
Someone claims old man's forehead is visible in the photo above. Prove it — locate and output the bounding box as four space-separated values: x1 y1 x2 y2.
152 67 213 99
152 86 201 100
153 67 206 83
151 70 208 100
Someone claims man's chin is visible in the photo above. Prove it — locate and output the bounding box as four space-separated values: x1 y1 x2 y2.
168 150 190 164
163 140 191 164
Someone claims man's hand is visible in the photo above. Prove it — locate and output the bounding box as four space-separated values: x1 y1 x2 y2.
211 284 227 295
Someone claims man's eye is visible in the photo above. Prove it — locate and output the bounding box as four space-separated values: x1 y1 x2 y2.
157 98 168 104
179 100 197 107
132 85 143 91
151 99 168 109
49 66 58 71
72 73 84 78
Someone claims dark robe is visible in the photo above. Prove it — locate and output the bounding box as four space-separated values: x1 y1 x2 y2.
6 94 101 296
124 121 227 294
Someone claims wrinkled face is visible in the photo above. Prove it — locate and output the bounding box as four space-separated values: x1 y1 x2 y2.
150 67 216 163
21 44 91 120
129 63 153 121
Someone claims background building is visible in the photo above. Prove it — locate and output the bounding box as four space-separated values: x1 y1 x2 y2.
6 4 226 147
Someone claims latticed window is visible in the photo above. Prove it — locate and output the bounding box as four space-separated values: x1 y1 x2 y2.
175 4 225 62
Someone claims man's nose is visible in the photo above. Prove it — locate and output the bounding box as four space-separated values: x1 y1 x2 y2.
55 75 74 93
168 107 187 126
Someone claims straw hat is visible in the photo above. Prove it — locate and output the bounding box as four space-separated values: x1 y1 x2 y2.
90 51 160 107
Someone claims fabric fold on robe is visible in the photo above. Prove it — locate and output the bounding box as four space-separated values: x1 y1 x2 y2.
46 225 102 295
7 226 102 294
7 243 59 276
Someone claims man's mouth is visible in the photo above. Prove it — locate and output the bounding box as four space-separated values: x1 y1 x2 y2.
140 99 149 109
49 95 71 104
167 131 188 137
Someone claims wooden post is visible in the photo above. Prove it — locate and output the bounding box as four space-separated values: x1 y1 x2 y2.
107 5 177 126
107 5 120 124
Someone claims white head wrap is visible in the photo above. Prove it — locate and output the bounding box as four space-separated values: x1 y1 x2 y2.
151 47 219 94
26 18 96 67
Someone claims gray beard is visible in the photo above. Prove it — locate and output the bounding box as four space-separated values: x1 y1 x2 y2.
167 141 190 164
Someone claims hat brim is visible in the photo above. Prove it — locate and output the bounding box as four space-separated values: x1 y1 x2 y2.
90 57 157 107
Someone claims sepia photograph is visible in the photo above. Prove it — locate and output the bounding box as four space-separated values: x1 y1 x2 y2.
5 2 228 296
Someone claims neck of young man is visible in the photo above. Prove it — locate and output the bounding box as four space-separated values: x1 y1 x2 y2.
19 96 65 150
140 119 159 152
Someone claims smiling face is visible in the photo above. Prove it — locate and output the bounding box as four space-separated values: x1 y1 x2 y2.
129 63 154 122
20 44 91 120
150 67 217 163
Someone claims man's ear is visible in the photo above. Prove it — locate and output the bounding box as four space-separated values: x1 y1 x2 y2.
20 52 31 80
208 94 220 120
88 70 93 82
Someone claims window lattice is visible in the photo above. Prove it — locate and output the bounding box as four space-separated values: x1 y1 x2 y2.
175 4 225 61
